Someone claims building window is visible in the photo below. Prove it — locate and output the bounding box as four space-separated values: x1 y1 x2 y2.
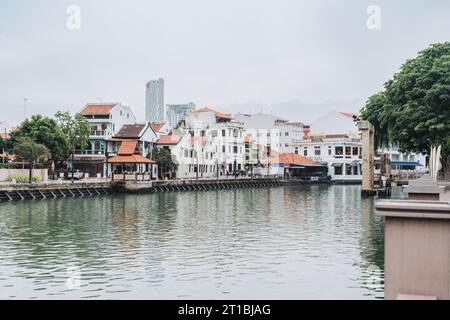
285 132 289 136
295 147 299 155
222 145 225 153
335 147 343 156
222 130 226 137
334 165 342 175
345 147 352 156
328 147 332 156
352 147 358 156
303 148 308 156
353 165 359 175
314 146 321 156
346 164 353 175
233 146 238 153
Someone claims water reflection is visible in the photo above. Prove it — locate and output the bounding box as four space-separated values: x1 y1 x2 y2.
0 185 386 299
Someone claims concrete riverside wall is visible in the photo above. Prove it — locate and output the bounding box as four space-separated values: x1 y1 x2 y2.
0 169 48 182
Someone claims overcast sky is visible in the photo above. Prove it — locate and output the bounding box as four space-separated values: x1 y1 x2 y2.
0 0 449 126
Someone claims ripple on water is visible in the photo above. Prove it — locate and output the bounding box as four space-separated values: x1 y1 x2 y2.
0 185 385 299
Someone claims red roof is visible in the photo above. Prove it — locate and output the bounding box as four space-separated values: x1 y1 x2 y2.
79 104 116 115
118 140 138 155
155 135 182 145
108 154 155 164
0 154 15 159
274 153 318 165
244 135 252 143
0 133 10 139
193 107 232 120
150 122 166 132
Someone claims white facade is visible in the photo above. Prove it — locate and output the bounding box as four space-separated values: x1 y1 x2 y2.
310 111 359 138
184 108 245 174
75 103 137 177
145 79 165 123
234 112 304 153
166 103 195 129
294 136 363 182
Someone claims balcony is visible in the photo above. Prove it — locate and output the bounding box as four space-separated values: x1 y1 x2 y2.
90 130 106 137
73 150 105 157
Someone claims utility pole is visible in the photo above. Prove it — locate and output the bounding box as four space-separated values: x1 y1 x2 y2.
105 142 109 180
28 147 33 184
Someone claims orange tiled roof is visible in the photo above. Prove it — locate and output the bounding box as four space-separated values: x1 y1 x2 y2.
155 135 182 145
118 140 138 155
0 154 15 159
150 122 166 132
108 154 155 164
275 153 318 165
79 104 117 115
193 107 232 120
0 133 10 139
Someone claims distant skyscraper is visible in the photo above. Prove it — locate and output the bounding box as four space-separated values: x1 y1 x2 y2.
145 79 165 123
166 103 196 129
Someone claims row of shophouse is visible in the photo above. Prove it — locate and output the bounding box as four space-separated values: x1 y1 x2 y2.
2 103 428 183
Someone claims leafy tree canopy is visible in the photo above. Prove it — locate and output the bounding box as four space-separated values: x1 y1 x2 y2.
13 137 50 163
151 147 177 176
55 111 90 151
361 42 450 163
9 115 68 162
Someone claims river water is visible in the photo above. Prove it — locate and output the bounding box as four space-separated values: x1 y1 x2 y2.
0 185 387 299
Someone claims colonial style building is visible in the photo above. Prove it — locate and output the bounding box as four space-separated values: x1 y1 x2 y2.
293 134 362 183
234 112 305 153
73 103 137 177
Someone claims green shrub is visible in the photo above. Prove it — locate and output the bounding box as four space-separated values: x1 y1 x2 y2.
6 174 41 183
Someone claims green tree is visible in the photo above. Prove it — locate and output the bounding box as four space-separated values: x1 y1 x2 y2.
55 111 90 152
151 147 177 179
361 42 450 177
13 138 50 167
0 135 4 153
9 115 68 162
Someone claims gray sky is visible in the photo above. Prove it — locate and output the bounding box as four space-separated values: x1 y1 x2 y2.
1 0 449 126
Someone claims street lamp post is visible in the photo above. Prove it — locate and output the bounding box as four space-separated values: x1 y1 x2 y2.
28 148 33 184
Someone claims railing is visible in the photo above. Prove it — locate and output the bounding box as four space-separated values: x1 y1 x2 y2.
90 130 106 136
112 173 153 181
73 150 105 156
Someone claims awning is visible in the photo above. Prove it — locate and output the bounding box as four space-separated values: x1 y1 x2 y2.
332 163 343 167
391 161 423 167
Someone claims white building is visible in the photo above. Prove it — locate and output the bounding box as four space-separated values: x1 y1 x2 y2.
234 112 305 153
166 103 195 129
154 133 218 179
310 111 360 138
375 146 427 177
145 78 165 123
74 103 136 177
294 134 362 182
307 110 427 182
184 107 245 174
